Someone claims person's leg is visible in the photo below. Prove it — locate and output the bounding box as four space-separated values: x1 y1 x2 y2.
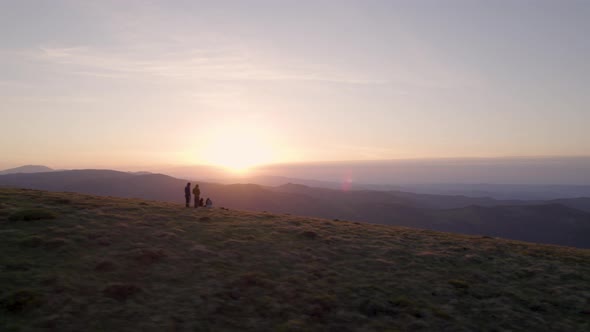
185 196 189 207
194 196 198 208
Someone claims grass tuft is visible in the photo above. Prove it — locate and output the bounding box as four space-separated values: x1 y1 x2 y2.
102 283 142 302
1 289 43 313
51 198 71 205
431 306 452 320
391 296 415 307
300 231 318 239
18 236 44 248
358 298 398 317
448 279 470 289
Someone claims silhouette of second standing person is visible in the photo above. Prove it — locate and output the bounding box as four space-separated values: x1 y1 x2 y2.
184 183 191 208
192 184 200 208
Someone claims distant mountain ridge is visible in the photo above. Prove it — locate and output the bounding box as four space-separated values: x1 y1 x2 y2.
0 165 53 175
1 169 589 248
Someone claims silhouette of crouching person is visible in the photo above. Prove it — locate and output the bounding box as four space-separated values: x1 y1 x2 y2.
192 184 201 208
184 183 191 208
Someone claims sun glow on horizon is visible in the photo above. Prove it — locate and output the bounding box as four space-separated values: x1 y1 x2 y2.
195 123 279 173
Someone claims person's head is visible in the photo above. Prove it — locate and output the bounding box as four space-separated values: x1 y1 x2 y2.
187 182 190 187
195 184 199 188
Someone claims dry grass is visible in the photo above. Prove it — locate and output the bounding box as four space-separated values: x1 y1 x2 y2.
0 188 589 331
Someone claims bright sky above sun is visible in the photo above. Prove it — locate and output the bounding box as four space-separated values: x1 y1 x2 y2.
1 0 589 171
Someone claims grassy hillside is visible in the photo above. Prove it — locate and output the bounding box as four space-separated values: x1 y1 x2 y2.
2 170 590 248
0 188 588 332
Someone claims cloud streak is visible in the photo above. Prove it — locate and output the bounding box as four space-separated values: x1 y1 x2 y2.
32 45 389 85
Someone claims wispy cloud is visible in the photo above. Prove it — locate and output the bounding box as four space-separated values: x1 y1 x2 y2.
32 45 389 85
0 94 97 104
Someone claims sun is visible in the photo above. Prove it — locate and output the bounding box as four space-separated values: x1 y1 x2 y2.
198 124 277 173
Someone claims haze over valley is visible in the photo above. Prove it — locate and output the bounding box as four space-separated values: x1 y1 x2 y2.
2 166 589 248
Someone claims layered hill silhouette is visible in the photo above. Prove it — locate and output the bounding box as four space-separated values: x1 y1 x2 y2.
1 170 589 248
0 188 588 331
0 165 53 175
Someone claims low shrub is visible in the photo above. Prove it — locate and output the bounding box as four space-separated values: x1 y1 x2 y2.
2 289 43 313
301 231 318 239
358 296 417 318
43 237 68 249
3 262 33 271
51 198 71 205
9 209 57 221
448 279 469 289
431 306 452 320
19 236 44 248
391 296 414 307
358 298 398 317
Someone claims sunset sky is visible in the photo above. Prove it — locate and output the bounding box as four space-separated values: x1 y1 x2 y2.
1 0 589 171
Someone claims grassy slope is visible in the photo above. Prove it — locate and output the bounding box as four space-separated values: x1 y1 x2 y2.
0 188 588 332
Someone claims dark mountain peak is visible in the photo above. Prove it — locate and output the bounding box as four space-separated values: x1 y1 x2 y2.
0 165 53 175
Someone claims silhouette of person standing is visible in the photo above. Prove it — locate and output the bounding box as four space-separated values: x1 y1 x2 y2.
184 183 191 207
192 184 201 208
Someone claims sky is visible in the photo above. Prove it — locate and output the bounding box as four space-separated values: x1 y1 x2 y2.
1 0 589 172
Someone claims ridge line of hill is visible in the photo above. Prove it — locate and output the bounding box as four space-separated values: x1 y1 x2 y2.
1 170 589 248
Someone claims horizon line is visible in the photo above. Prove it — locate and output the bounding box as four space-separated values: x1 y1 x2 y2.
3 154 590 172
